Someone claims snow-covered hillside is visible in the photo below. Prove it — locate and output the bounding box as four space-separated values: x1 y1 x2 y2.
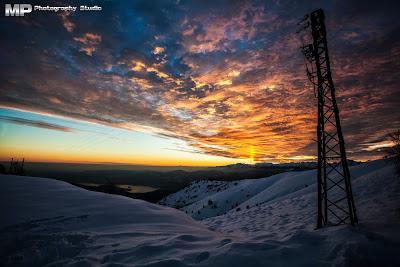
204 159 400 239
159 170 311 220
159 160 399 223
1 159 400 266
0 175 221 266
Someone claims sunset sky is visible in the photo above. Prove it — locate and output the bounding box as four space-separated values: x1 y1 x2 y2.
0 0 399 165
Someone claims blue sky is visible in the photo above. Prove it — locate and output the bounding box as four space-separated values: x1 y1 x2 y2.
0 107 241 165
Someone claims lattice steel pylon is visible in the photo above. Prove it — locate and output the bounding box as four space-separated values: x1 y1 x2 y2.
297 9 358 228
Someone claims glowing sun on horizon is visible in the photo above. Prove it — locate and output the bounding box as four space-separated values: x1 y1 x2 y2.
249 145 255 164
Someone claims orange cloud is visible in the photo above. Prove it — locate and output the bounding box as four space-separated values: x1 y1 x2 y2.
59 12 75 32
73 33 102 56
152 46 165 55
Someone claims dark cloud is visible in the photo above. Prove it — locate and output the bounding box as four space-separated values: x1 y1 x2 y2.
0 116 73 132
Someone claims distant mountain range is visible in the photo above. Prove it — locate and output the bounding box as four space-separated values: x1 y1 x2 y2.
222 159 362 169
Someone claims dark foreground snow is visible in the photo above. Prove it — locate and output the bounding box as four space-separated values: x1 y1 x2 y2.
1 160 399 266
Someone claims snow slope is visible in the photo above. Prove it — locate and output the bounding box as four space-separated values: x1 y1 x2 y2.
1 159 400 266
204 160 400 236
159 160 399 223
159 172 301 220
0 176 221 266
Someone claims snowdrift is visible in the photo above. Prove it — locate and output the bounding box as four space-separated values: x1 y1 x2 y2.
0 176 220 266
1 159 400 266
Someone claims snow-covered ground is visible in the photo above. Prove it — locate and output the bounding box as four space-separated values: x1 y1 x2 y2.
1 159 400 266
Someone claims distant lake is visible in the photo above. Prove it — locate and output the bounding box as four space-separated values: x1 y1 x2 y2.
117 184 158 193
78 183 158 193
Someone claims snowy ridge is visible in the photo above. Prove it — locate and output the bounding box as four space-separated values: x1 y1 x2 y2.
159 180 233 209
159 160 396 223
1 159 400 266
0 176 220 266
204 159 400 238
159 170 312 220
